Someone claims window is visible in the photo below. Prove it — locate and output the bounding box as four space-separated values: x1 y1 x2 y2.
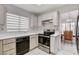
60 10 77 35
61 22 76 34
61 23 65 34
6 13 29 32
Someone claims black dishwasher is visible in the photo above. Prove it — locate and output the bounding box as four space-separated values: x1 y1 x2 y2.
16 36 29 55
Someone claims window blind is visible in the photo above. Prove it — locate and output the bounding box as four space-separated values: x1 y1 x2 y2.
6 13 29 32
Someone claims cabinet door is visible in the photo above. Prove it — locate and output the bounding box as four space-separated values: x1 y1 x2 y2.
3 49 16 55
0 40 2 55
50 36 58 54
50 35 61 54
30 35 38 50
3 38 16 44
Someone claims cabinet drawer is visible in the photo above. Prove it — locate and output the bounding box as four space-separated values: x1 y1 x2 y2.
10 53 16 55
0 52 2 55
3 42 16 52
3 49 16 55
0 40 2 49
0 41 2 55
30 36 35 38
3 38 16 44
30 35 38 50
30 35 38 38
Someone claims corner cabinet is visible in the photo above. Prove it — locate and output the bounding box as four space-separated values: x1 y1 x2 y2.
30 35 38 50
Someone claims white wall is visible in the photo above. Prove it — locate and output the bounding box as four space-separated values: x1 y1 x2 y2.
0 4 79 32
30 15 38 28
43 22 53 30
38 11 57 26
0 5 7 32
0 4 38 32
38 4 79 32
38 11 59 32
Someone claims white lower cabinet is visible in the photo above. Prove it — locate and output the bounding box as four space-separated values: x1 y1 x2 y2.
50 34 61 54
30 35 38 50
0 40 2 55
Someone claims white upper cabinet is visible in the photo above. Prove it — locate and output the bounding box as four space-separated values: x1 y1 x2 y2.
38 11 58 26
0 5 6 25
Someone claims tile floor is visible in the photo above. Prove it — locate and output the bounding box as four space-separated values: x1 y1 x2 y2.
25 48 49 55
25 43 78 55
56 42 78 55
25 47 78 55
25 37 78 55
60 37 78 55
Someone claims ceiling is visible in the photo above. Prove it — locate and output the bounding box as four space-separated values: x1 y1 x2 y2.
13 4 65 15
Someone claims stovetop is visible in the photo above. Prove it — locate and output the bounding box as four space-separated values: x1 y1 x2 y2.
38 31 55 38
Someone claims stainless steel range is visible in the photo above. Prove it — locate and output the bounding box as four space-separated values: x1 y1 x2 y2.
38 30 55 53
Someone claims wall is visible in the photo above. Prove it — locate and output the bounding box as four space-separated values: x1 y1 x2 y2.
38 11 59 32
0 5 7 32
0 4 38 32
38 4 79 32
43 21 53 30
0 4 79 32
38 11 54 26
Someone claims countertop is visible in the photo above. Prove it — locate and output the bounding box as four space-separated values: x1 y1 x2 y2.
38 34 50 38
50 32 60 37
0 31 43 40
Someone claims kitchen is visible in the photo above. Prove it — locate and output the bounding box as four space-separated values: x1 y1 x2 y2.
0 4 79 55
